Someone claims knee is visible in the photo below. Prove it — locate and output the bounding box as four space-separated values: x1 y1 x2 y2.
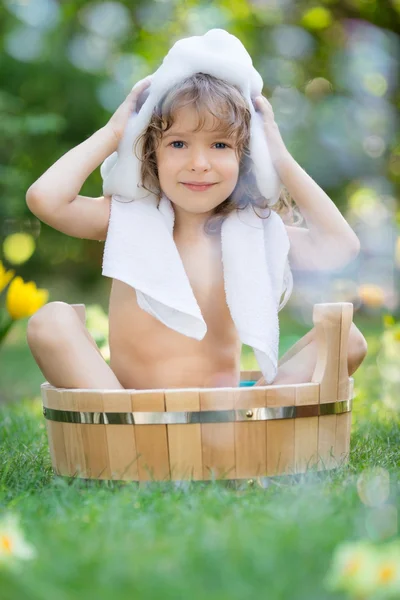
348 324 368 372
27 301 78 345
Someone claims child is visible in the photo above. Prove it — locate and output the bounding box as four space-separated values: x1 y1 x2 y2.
25 67 367 391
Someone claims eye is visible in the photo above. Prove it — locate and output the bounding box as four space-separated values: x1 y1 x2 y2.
169 141 229 149
170 141 185 149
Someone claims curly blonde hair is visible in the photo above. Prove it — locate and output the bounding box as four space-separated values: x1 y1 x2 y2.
133 72 303 235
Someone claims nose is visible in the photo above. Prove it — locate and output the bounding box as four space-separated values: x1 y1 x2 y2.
187 148 211 171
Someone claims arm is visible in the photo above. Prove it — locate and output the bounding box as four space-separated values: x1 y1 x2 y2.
26 126 117 241
26 126 117 211
275 153 360 268
254 94 360 270
26 77 152 240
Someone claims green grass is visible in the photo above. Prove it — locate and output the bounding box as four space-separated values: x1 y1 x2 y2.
1 314 399 599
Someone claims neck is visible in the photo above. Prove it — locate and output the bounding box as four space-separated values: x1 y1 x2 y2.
174 210 211 237
169 200 216 241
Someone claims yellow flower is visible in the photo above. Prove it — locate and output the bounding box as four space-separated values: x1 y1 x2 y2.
325 540 400 597
0 260 15 294
0 513 36 569
325 541 381 596
374 546 400 593
5 276 49 320
377 562 397 584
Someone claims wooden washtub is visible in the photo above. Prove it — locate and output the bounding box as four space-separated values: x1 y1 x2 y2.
41 302 354 484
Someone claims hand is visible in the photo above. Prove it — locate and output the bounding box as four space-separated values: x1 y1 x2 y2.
253 95 290 167
106 76 153 144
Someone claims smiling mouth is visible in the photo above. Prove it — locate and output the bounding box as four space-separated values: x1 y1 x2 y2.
181 182 217 192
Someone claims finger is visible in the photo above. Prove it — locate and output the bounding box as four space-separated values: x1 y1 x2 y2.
130 77 152 95
255 95 268 106
257 95 272 106
255 96 274 118
124 79 151 108
253 96 265 110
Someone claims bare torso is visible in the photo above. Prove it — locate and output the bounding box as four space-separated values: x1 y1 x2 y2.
107 230 242 389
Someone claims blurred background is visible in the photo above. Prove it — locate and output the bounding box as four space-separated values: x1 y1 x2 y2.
0 0 399 404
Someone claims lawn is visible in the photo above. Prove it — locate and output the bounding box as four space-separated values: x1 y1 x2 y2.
1 312 399 600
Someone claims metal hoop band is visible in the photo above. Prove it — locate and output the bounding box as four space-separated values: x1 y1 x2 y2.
43 398 352 425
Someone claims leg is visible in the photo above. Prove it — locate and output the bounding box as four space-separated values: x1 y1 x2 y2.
27 301 125 389
254 322 368 386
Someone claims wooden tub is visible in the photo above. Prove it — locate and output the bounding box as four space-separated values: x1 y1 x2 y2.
41 302 354 484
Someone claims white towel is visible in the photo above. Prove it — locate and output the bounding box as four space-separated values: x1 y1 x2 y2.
100 28 293 384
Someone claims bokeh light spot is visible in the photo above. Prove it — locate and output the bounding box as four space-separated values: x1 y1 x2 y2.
301 7 332 30
357 467 390 507
358 284 385 308
363 72 388 96
3 233 36 265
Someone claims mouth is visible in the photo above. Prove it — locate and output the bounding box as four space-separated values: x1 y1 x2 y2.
181 182 218 192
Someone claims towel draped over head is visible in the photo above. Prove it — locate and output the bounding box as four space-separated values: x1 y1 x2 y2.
100 28 293 385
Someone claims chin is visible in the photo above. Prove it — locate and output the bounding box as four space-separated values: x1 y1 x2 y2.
174 204 215 214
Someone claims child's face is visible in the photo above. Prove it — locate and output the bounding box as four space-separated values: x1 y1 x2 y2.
155 105 240 215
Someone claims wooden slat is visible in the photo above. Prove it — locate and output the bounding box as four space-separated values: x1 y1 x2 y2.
240 371 253 382
233 387 267 478
41 384 54 409
335 377 354 468
77 391 110 480
60 391 87 478
44 420 65 476
266 385 296 476
250 370 262 380
103 391 139 481
294 383 319 473
165 389 202 481
131 391 170 482
312 303 348 471
240 370 262 382
200 388 236 481
42 387 69 476
311 303 342 401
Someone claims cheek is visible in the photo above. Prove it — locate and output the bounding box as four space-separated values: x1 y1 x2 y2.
224 157 240 178
157 152 180 172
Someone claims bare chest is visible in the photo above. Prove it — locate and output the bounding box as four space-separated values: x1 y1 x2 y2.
108 234 239 353
107 233 241 388
174 235 227 319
